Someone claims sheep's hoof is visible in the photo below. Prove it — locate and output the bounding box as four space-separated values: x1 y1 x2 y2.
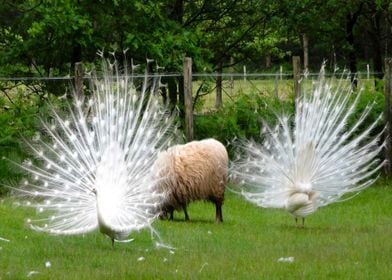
215 218 223 223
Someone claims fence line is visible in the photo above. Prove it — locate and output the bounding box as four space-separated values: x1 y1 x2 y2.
0 72 385 81
1 57 392 176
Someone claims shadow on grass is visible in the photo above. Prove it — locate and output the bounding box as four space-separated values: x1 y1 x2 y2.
160 217 220 225
274 222 375 235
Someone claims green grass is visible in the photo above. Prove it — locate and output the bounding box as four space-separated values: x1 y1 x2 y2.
194 78 293 112
1 180 392 279
194 77 378 112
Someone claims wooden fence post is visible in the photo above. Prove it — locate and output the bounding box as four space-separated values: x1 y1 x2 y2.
302 34 309 73
216 62 223 108
74 62 84 98
384 58 392 177
229 57 234 94
243 65 247 81
367 64 370 80
183 57 193 141
280 65 283 80
274 72 279 98
292 56 301 99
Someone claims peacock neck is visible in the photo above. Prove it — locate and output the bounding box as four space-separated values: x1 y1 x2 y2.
95 193 114 237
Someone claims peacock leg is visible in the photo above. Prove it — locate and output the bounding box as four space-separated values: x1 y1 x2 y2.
215 201 223 223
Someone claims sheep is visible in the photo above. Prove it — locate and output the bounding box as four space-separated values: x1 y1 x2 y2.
153 138 228 222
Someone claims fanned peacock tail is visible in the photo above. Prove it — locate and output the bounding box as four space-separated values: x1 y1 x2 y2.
232 66 385 219
8 53 179 241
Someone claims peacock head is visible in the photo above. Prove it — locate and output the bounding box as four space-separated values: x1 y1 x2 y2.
92 188 97 196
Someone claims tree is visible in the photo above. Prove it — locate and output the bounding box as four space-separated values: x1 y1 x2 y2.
0 0 203 103
183 0 276 107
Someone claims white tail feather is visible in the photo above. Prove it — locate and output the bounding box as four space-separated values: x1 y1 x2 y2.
10 57 179 242
232 66 384 219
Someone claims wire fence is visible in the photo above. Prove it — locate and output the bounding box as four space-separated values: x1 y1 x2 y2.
0 70 385 114
0 70 383 80
1 57 391 174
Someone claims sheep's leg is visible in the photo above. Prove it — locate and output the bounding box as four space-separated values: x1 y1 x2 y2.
169 210 174 221
183 205 189 221
215 201 223 223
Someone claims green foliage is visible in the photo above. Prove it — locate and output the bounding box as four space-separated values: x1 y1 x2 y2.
1 0 94 73
1 0 392 79
194 91 294 156
0 0 205 77
348 82 385 137
0 87 50 193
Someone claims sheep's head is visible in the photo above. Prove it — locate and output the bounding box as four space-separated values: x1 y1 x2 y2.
157 204 174 220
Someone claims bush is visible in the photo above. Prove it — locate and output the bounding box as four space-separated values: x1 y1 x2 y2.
0 87 52 194
194 91 294 157
347 83 385 137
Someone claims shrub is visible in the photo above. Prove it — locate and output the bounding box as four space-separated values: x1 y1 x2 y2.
0 87 52 194
194 91 294 157
348 82 385 138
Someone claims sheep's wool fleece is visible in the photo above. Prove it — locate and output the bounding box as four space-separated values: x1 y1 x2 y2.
155 138 228 209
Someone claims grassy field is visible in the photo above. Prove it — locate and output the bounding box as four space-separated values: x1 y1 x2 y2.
193 76 379 112
1 180 391 279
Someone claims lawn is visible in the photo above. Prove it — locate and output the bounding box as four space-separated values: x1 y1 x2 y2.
1 180 391 279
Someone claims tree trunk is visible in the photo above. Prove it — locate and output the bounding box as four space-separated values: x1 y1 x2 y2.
167 77 177 111
345 5 363 88
368 3 384 90
229 57 234 93
170 0 184 24
71 43 82 73
167 0 184 114
178 76 185 118
265 55 272 68
302 34 309 73
215 63 223 108
346 15 357 88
